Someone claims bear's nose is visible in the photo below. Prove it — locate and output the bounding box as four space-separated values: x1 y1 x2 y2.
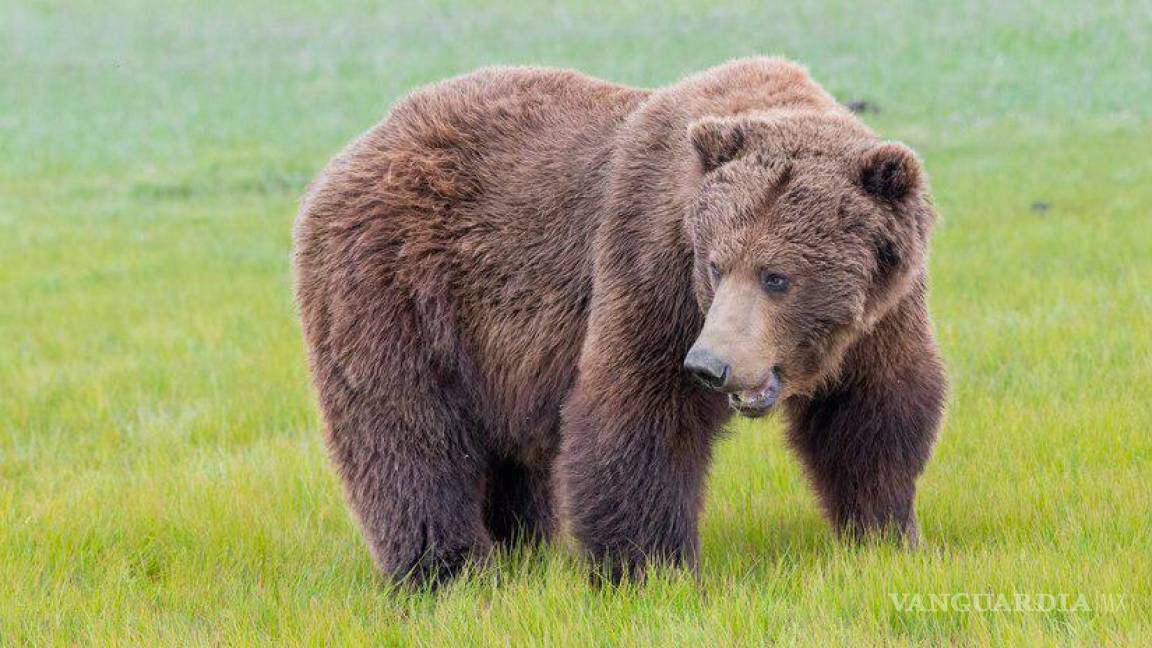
683 348 731 391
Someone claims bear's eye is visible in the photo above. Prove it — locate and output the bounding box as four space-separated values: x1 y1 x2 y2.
760 270 790 293
709 262 722 283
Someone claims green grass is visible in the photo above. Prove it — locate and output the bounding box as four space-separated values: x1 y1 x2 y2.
2 0 1150 645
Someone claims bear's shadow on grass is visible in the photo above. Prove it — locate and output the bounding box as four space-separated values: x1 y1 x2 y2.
475 512 837 590
704 511 836 563
365 511 979 596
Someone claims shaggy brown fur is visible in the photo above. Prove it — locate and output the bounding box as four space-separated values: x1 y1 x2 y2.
294 57 946 586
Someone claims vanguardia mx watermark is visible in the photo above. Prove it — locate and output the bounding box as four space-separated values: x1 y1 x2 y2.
890 592 1126 614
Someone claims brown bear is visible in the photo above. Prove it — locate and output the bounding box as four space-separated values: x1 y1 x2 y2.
293 57 946 586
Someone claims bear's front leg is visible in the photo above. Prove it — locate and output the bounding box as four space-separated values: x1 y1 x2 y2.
785 295 947 545
559 374 728 584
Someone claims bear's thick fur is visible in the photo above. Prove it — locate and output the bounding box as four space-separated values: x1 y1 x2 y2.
294 57 946 585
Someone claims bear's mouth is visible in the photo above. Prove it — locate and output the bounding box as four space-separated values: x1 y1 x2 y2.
728 371 781 418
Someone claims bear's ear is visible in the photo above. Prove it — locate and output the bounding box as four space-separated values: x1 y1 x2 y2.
859 142 922 202
689 118 747 173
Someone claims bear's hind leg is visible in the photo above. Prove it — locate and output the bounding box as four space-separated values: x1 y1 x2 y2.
323 383 493 588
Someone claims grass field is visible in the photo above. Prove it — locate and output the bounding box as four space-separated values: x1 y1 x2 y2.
3 0 1151 644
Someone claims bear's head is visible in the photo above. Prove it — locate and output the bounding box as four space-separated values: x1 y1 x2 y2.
682 111 936 417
